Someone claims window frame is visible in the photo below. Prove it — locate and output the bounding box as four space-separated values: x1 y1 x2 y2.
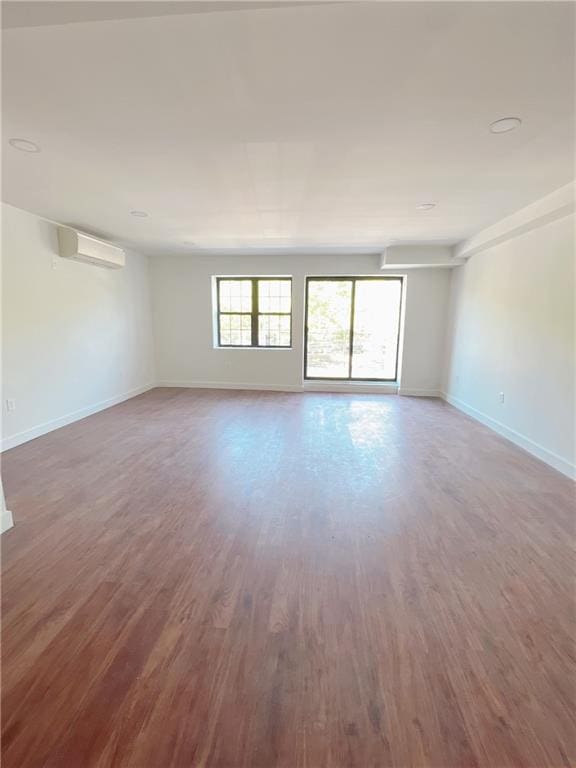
216 277 293 349
303 276 404 382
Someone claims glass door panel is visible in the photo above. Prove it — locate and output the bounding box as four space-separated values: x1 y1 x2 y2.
305 280 352 378
305 277 403 382
351 279 402 380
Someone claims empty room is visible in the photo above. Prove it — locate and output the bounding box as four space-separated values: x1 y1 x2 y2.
1 1 575 766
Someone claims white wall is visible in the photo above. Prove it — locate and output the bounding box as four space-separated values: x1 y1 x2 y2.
443 213 575 478
1 203 156 450
149 253 452 393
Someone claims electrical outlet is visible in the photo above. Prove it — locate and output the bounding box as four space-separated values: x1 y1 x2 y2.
499 392 505 404
5 398 16 413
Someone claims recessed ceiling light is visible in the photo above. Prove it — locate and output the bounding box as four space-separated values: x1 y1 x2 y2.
9 137 40 153
489 117 522 134
416 203 436 211
130 210 149 218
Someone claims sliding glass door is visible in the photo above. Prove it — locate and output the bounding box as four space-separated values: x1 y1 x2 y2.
304 277 403 381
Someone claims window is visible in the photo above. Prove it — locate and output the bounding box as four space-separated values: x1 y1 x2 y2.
216 277 292 348
304 277 403 381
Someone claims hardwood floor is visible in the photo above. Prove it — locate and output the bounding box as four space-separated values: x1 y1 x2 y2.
2 388 575 768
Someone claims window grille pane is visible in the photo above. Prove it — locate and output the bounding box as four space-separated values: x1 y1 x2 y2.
219 280 252 312
258 280 291 313
258 314 290 346
220 314 252 345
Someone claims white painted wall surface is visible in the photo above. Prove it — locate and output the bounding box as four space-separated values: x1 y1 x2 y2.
1 204 156 450
149 253 452 393
443 213 575 478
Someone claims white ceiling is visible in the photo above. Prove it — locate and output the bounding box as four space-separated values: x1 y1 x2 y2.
2 1 574 256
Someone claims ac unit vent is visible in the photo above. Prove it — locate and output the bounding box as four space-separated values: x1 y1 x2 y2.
58 227 125 269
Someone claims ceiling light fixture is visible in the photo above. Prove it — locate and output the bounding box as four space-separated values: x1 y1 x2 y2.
416 203 436 211
130 210 149 218
9 137 40 153
489 117 522 134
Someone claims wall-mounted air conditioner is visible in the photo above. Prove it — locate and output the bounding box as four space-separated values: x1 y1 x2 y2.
57 227 125 269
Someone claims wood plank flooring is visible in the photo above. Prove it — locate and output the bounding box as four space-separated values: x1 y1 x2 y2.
2 388 575 768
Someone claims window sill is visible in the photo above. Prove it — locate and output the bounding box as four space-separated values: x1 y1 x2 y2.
213 346 293 351
304 379 398 386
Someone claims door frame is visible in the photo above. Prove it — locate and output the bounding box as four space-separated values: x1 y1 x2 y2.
303 276 404 382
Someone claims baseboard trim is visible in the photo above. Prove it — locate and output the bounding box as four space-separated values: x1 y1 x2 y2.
158 380 399 395
1 510 14 534
158 380 302 393
1 383 156 452
398 388 442 397
442 392 575 480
